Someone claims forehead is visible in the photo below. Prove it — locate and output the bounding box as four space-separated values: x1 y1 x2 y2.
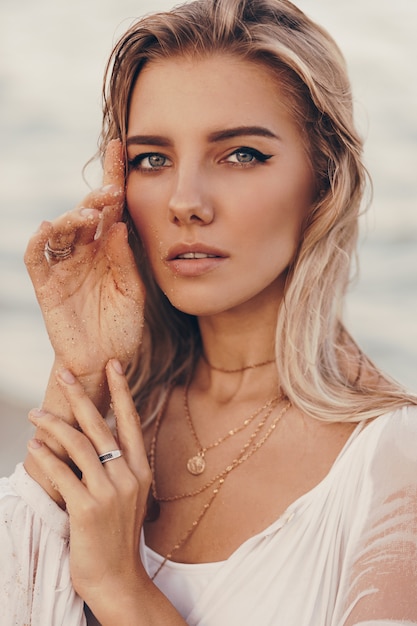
127 54 300 137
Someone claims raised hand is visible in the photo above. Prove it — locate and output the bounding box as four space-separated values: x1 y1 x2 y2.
24 140 145 381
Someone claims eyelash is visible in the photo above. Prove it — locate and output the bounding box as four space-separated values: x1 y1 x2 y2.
127 147 273 172
225 147 273 166
128 152 169 172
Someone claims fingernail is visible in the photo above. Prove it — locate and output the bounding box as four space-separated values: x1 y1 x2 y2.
94 220 103 241
111 359 124 375
101 184 121 194
58 368 76 384
28 438 43 450
80 207 97 219
29 408 47 419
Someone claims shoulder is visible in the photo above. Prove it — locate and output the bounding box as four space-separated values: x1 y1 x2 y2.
355 404 417 490
366 403 417 449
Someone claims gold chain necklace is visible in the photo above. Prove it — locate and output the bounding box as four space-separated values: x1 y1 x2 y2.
184 382 281 476
201 352 276 373
148 395 291 580
150 394 283 503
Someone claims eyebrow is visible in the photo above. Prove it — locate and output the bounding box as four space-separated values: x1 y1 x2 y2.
126 125 280 147
126 135 172 148
207 126 280 142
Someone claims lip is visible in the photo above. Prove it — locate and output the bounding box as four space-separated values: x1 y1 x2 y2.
167 242 228 261
166 242 228 277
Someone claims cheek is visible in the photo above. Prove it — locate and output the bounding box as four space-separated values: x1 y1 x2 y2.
125 180 160 246
236 177 309 238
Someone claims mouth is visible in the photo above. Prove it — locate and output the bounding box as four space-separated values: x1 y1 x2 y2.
167 243 227 262
176 252 219 260
166 244 227 276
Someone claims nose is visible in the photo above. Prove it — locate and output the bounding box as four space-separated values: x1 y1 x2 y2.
168 166 214 226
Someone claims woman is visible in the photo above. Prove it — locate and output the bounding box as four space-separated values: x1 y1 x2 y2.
1 0 416 624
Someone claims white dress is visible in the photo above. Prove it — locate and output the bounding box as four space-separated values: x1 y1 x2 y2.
1 406 417 626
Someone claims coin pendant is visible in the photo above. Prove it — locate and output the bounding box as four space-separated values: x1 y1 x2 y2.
187 454 206 475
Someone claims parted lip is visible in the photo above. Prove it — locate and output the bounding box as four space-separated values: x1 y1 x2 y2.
166 243 228 261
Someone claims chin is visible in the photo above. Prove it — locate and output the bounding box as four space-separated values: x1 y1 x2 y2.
164 289 260 319
169 298 226 318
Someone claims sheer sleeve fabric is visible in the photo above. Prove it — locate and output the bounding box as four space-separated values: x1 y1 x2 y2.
337 406 417 626
0 463 86 626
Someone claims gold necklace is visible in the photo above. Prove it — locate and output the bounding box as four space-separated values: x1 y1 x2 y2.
148 396 291 580
201 352 276 373
151 394 284 502
184 383 281 475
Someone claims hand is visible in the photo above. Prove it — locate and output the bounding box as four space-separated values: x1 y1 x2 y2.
27 360 152 618
24 140 145 381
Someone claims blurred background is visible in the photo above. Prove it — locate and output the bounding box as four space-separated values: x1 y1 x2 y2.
1 0 416 475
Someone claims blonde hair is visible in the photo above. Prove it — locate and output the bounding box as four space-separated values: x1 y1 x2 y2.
99 0 415 421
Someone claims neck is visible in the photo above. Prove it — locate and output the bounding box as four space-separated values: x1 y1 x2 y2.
198 293 279 368
195 298 280 403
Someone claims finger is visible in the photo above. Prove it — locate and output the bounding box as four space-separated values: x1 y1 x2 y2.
55 369 119 454
24 221 54 285
93 140 126 234
46 184 122 248
25 212 101 281
27 437 92 513
46 207 102 251
74 184 124 213
106 360 150 481
105 223 146 300
28 405 114 495
95 202 124 242
103 139 125 189
54 369 141 489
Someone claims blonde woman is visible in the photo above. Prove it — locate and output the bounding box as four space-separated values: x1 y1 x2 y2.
1 0 416 624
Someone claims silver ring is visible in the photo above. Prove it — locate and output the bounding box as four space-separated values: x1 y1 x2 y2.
98 449 123 464
44 240 74 262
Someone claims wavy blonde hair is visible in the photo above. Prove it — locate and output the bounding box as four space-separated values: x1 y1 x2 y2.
99 0 415 421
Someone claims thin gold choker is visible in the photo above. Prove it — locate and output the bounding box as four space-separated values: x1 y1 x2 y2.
201 353 275 373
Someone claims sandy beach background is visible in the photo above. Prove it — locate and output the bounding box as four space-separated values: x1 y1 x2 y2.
1 0 416 476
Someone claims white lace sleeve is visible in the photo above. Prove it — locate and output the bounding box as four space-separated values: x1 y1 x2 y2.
338 406 417 626
0 463 86 626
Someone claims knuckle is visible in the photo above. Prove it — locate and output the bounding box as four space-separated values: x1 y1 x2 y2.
120 472 140 498
73 435 92 456
138 465 152 490
76 498 99 521
38 412 61 431
88 481 116 509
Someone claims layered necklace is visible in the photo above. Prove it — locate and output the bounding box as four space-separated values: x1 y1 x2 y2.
184 383 280 476
147 356 290 579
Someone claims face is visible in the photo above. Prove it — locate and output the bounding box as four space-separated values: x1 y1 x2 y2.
126 54 316 317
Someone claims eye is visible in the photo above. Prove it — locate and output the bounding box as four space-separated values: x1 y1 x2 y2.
128 152 172 171
225 147 273 165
